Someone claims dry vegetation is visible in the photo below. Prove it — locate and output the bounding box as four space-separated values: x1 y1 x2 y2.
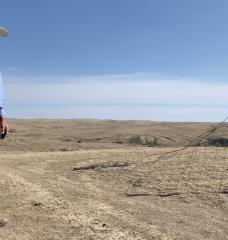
0 119 227 239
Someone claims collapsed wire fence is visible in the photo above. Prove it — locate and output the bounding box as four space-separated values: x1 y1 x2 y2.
140 116 228 207
36 116 228 208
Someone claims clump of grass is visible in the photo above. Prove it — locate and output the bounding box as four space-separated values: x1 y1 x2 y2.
128 135 159 147
128 135 146 145
59 148 73 152
146 137 159 147
62 137 72 142
207 137 228 147
9 128 17 133
0 218 8 227
129 177 142 187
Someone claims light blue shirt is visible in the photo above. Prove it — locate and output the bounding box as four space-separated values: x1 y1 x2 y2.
0 73 5 117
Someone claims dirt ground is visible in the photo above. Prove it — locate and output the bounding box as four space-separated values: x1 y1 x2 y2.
0 148 228 240
0 145 227 240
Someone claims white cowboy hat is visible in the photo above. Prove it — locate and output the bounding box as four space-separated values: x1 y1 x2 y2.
0 26 8 37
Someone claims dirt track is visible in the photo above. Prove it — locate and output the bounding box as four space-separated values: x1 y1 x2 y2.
0 148 227 240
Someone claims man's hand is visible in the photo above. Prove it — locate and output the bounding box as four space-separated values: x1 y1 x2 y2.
0 117 9 139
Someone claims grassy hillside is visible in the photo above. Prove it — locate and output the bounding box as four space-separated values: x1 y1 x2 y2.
1 119 228 152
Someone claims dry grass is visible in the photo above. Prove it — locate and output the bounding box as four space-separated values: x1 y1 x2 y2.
0 147 227 239
0 119 228 239
2 118 228 152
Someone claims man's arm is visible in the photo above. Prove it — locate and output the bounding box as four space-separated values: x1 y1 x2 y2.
0 116 9 139
0 73 9 139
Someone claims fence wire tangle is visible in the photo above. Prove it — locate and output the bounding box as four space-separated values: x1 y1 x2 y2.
143 117 228 208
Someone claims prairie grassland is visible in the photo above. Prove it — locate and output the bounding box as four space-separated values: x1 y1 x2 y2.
2 119 228 152
0 119 228 239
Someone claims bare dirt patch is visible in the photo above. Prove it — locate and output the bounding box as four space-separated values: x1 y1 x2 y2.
0 147 227 239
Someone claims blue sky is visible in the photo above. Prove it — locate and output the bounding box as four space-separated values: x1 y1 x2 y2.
1 0 228 121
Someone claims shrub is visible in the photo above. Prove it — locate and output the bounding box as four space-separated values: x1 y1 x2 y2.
207 137 228 147
128 135 147 145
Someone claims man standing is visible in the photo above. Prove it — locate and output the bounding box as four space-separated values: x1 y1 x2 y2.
0 26 9 139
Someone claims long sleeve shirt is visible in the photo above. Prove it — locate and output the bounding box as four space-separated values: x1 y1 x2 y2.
0 72 6 117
